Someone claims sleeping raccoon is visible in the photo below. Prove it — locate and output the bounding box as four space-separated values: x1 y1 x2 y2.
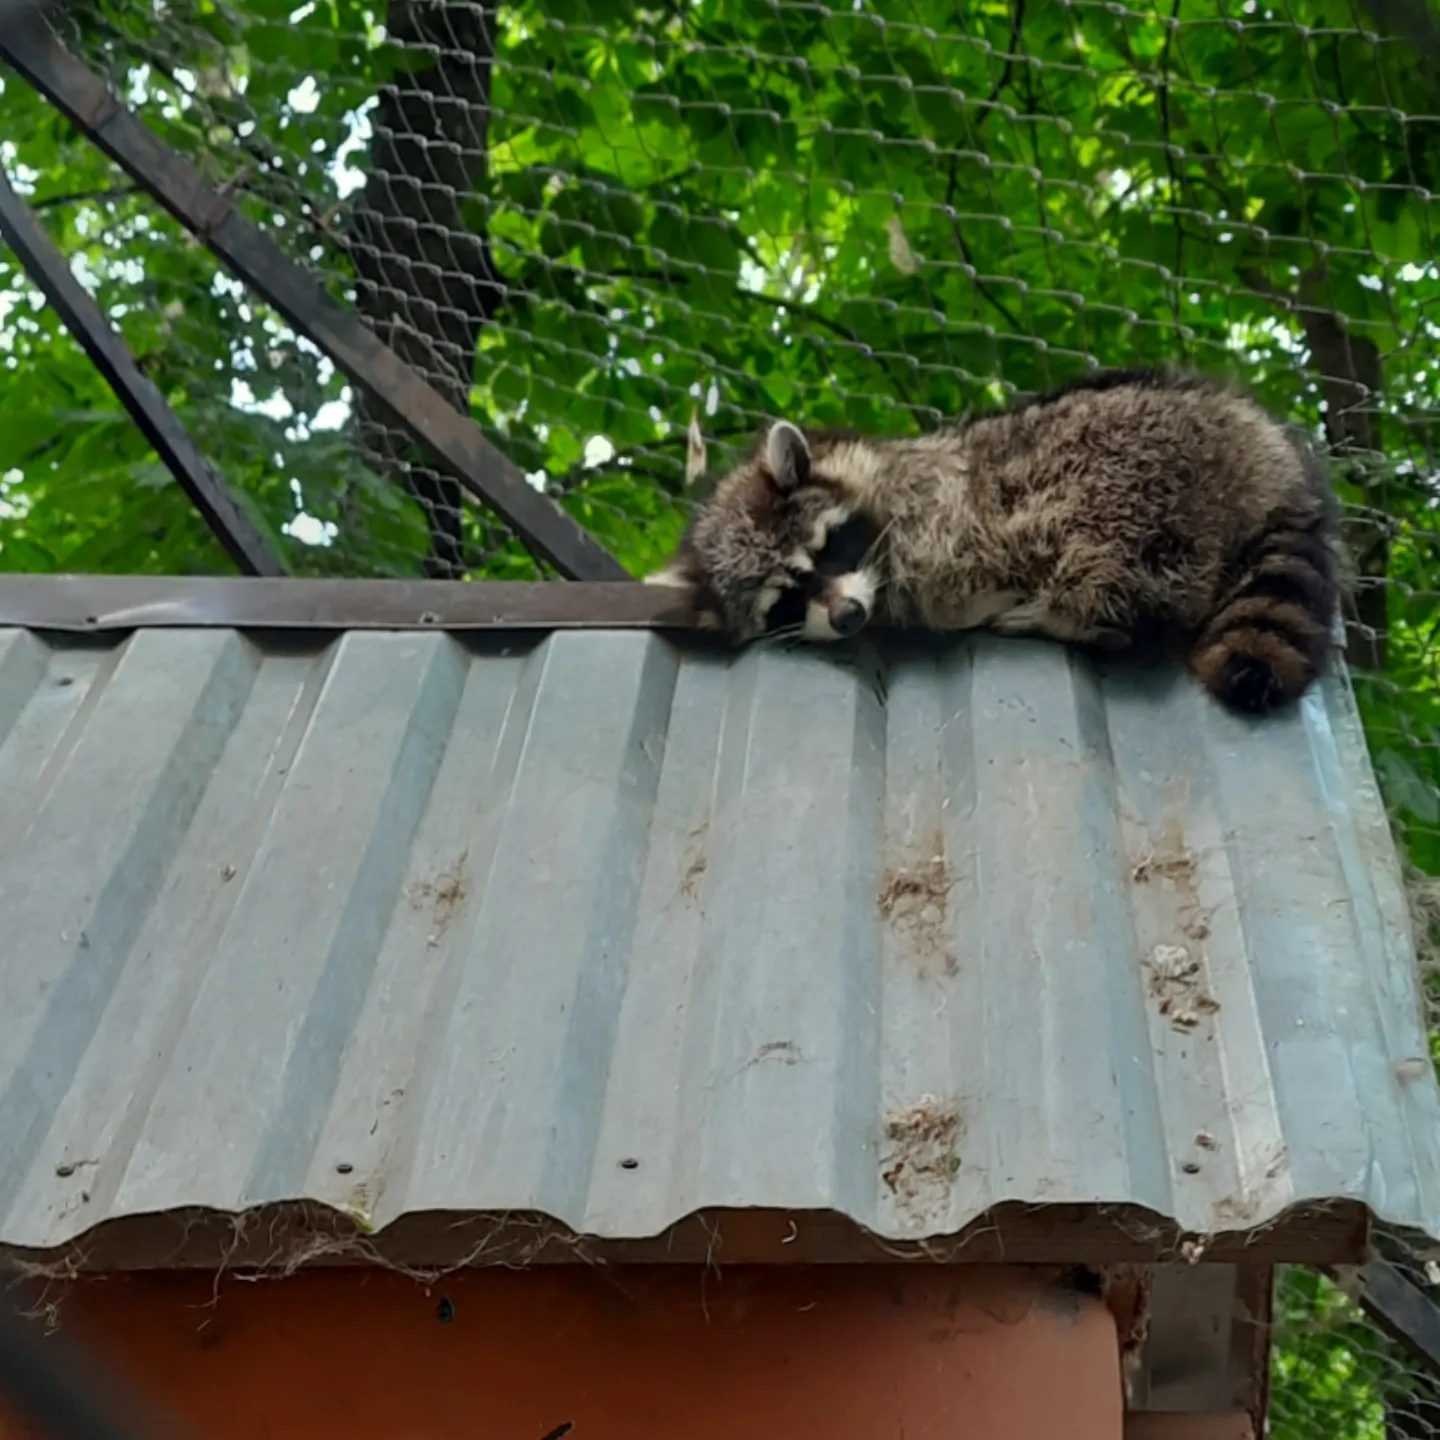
646 367 1343 715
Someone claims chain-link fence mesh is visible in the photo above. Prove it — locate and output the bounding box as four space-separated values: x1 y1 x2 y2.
3 0 1440 1430
1270 1247 1440 1440
2 0 1436 593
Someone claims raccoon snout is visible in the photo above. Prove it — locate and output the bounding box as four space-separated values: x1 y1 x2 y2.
829 597 868 638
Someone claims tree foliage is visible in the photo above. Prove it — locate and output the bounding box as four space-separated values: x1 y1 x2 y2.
1271 1268 1393 1440
2 1 1440 1426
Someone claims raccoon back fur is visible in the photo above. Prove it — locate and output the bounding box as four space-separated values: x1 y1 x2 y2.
647 367 1342 715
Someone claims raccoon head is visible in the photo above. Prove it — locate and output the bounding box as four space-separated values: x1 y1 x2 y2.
646 420 885 644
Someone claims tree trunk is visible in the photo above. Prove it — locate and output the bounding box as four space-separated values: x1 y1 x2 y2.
1241 264 1390 672
1299 311 1388 674
350 0 503 578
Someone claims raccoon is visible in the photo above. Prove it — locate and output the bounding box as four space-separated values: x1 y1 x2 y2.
646 367 1343 715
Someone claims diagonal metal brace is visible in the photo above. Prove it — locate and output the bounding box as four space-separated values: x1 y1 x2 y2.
1352 1257 1440 1378
0 161 287 578
0 16 632 582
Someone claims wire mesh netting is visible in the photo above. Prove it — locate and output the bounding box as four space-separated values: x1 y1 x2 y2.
4 0 1440 1432
1 0 1435 596
1270 1248 1440 1440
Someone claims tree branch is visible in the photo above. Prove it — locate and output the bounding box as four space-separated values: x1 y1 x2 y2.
939 0 1029 335
30 185 137 211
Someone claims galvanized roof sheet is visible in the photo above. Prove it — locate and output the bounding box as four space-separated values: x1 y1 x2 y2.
0 619 1436 1268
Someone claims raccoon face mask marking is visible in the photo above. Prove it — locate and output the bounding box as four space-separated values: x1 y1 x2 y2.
646 420 886 644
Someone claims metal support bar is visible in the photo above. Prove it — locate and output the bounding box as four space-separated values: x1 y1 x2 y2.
1354 1258 1440 1377
0 17 631 583
0 162 286 578
0 573 695 631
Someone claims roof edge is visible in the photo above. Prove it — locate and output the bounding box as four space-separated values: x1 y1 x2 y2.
0 1201 1369 1276
0 575 697 633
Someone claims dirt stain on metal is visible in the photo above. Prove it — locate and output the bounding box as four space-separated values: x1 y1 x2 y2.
1144 943 1221 1031
881 1095 962 1220
680 823 709 901
407 850 470 941
1132 819 1215 945
878 830 957 976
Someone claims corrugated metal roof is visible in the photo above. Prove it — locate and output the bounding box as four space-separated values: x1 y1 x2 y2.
0 621 1436 1268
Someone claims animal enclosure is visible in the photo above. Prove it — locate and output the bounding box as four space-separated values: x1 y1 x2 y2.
3 0 1440 1435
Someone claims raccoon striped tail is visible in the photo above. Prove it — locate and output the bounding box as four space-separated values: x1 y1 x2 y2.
1188 501 1340 716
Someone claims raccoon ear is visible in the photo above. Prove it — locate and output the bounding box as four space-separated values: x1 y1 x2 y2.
764 420 811 493
684 408 708 490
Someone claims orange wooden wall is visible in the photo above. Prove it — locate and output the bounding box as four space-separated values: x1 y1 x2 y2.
11 1264 1124 1439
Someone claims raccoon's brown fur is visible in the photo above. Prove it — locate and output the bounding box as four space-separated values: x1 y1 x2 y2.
647 367 1343 716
